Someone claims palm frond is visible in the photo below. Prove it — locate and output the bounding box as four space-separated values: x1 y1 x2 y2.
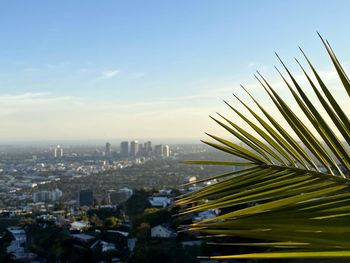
176 35 350 259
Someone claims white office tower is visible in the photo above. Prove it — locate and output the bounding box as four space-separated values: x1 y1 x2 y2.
54 145 63 158
154 144 170 157
163 145 170 157
51 188 63 201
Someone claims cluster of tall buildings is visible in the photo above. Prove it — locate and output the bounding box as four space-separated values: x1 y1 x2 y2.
119 140 170 158
103 140 170 158
48 140 170 160
32 188 62 203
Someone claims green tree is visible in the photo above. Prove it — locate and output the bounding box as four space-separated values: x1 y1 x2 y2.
133 208 171 228
103 216 121 228
129 240 200 263
136 222 151 240
124 189 151 217
177 35 350 260
89 213 103 227
0 233 15 262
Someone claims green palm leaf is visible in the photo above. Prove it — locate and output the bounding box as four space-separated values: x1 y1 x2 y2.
176 35 350 259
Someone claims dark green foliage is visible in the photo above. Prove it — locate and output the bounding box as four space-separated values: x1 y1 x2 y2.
128 240 200 263
28 224 70 260
123 189 151 217
103 216 121 228
0 218 21 233
133 208 171 228
28 224 97 262
0 232 15 262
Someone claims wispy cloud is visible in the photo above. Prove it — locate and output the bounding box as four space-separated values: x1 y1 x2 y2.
100 69 120 79
247 62 270 72
0 92 77 109
248 62 256 68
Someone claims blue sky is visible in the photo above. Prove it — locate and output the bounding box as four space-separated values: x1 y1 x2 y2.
0 1 349 142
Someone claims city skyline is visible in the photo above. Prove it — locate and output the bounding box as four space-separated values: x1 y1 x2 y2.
0 1 349 141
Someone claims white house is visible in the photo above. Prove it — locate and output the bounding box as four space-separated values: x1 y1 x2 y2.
148 196 172 208
194 210 217 222
70 221 89 231
151 225 176 238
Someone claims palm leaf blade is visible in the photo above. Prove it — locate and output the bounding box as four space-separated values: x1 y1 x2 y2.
177 36 350 259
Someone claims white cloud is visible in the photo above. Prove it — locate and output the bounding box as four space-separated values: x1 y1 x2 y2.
248 62 256 68
0 92 75 105
100 69 120 79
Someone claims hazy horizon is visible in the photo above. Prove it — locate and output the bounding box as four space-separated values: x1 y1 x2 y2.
0 1 350 141
0 137 205 147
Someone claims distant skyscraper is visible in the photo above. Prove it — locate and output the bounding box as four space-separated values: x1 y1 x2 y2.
163 145 170 157
144 141 152 154
154 144 170 157
54 145 63 158
154 144 163 157
105 142 111 157
120 141 129 157
78 190 94 207
130 140 139 156
138 143 144 155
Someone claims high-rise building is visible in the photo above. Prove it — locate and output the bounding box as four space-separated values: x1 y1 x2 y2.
138 143 144 155
54 145 63 158
120 141 129 157
144 141 152 155
154 144 163 157
105 142 111 157
32 192 40 203
130 140 139 156
51 189 63 201
78 190 93 207
32 189 62 202
163 145 170 157
33 191 52 202
154 144 170 157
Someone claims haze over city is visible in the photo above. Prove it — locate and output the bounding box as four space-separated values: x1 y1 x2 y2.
0 1 349 142
1 1 350 262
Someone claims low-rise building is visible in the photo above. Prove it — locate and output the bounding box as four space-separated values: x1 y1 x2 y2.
151 225 176 238
194 210 218 222
148 196 172 208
